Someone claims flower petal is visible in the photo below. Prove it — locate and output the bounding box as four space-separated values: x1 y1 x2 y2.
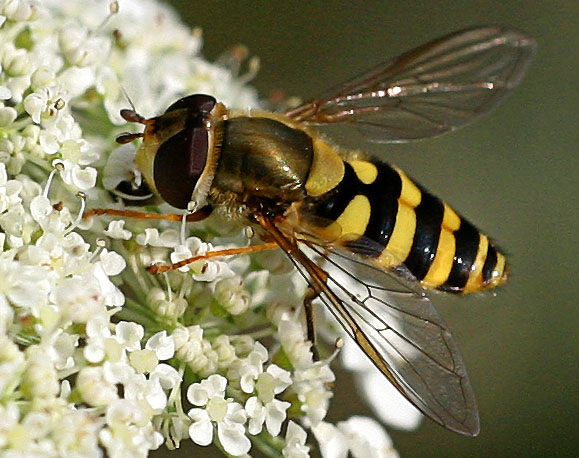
217 420 251 457
188 409 213 446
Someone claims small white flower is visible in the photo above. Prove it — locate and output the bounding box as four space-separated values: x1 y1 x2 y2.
77 366 119 407
241 344 290 388
187 374 251 456
127 331 175 376
282 421 310 458
170 237 235 281
57 159 98 191
188 409 213 446
49 330 78 370
0 163 23 213
3 0 39 22
0 257 51 313
0 86 11 100
244 269 270 307
102 143 140 191
0 335 26 395
214 275 251 315
59 24 110 67
292 360 335 427
31 66 56 89
103 220 132 240
341 416 399 458
255 364 293 403
313 416 399 458
150 363 181 391
172 325 219 376
124 370 168 412
0 106 17 127
99 420 163 458
146 330 175 361
136 227 180 248
129 348 159 374
55 276 104 323
245 396 266 435
24 90 49 124
238 342 268 393
312 422 347 458
0 403 20 449
98 249 126 276
187 373 227 407
172 326 204 362
232 343 292 437
58 66 97 98
115 321 145 351
83 313 113 363
29 194 53 222
277 316 315 371
106 398 146 428
53 410 102 458
91 261 125 307
3 43 32 77
147 286 188 320
245 396 291 437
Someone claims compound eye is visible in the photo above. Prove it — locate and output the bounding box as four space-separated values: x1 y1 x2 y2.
164 94 216 115
153 124 208 209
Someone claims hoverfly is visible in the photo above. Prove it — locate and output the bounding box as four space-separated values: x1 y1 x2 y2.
101 26 536 436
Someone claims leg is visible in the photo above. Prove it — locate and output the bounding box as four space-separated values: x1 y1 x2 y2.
304 286 320 361
147 242 280 274
83 206 212 222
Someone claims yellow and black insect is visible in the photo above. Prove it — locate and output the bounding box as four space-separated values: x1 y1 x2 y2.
107 26 536 436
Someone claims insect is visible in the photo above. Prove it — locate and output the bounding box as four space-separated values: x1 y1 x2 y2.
102 26 536 436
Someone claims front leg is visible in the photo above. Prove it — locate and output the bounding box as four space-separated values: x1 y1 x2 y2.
83 206 213 222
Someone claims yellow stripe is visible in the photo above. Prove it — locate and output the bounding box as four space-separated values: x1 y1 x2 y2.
442 202 461 231
316 194 371 240
335 194 371 237
422 203 460 287
495 252 506 280
422 228 455 287
485 251 507 288
349 160 378 184
395 167 421 207
305 139 345 197
464 234 489 292
379 203 416 267
377 169 422 268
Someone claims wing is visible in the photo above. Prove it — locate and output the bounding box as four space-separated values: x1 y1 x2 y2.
285 26 536 142
257 214 480 436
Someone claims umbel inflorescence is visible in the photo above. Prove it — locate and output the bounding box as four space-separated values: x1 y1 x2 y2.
0 1 405 457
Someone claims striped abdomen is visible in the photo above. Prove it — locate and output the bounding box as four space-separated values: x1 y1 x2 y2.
302 158 507 294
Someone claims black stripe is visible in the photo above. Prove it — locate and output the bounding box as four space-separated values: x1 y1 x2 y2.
305 162 358 227
440 219 480 292
404 189 444 280
482 243 498 285
362 163 402 254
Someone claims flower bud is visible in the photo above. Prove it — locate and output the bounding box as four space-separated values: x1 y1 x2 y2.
214 276 250 315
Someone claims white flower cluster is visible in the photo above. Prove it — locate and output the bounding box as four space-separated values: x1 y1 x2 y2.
0 0 402 457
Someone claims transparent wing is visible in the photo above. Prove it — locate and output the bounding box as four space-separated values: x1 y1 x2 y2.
304 240 479 435
257 215 479 435
285 26 536 142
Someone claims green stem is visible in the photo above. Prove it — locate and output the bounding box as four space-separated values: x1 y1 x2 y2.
21 152 52 173
250 432 285 457
117 297 159 328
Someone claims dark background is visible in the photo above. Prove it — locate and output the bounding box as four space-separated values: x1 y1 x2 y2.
159 1 578 457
